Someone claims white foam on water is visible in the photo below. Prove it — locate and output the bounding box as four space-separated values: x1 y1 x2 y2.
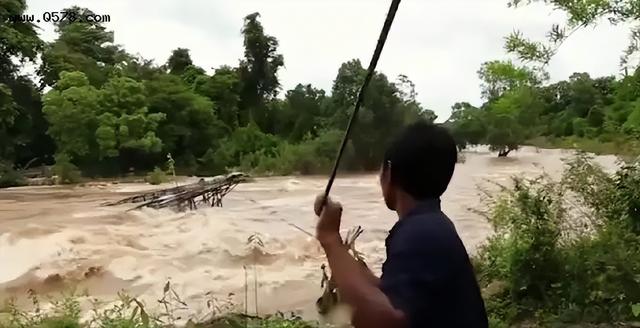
0 232 76 283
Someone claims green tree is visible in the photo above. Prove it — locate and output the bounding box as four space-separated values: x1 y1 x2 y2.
40 6 125 88
277 84 326 142
395 74 438 124
194 66 242 129
181 65 206 86
447 102 487 150
478 60 545 101
505 0 639 70
205 123 280 173
167 48 194 76
622 101 640 136
120 55 165 81
329 60 409 169
238 12 285 129
0 0 52 167
485 87 544 156
43 72 166 174
145 73 227 173
42 71 100 159
95 76 165 160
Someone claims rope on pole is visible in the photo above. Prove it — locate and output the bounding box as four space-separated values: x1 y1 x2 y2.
322 0 402 202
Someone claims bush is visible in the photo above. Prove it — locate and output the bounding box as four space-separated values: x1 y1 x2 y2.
0 289 321 328
476 154 640 325
248 129 356 176
210 123 281 172
146 167 168 185
0 162 27 188
52 154 82 184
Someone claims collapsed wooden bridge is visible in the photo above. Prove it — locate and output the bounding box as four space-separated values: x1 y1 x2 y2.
103 172 249 212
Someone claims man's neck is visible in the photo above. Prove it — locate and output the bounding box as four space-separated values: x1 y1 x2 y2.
394 194 417 219
395 195 441 219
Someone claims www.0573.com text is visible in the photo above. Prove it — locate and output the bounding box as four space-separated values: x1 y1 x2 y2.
7 12 111 24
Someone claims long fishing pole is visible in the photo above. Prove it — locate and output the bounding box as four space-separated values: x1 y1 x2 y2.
322 0 402 204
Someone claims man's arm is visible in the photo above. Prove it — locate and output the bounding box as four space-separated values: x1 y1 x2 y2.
359 261 381 287
315 195 406 328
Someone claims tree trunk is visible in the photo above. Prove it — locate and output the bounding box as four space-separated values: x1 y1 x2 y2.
497 149 511 157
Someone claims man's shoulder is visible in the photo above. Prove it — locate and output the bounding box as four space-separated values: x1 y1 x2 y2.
387 211 459 248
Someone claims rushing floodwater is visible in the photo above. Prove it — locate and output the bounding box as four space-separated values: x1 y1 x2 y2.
0 147 620 322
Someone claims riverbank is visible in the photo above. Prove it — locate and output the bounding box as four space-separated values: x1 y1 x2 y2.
526 136 640 162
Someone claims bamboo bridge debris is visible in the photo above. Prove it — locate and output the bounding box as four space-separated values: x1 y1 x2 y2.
103 172 250 211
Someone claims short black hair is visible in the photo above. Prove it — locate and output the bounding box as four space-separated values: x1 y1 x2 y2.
383 120 457 199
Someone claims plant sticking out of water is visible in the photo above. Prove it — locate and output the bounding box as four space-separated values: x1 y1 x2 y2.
166 153 177 187
316 226 367 315
88 291 154 328
246 233 265 317
157 281 188 326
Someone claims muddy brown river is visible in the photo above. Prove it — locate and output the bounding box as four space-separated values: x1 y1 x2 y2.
0 147 620 322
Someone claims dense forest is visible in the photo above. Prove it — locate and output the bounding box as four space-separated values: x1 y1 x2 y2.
0 1 436 185
1 0 639 187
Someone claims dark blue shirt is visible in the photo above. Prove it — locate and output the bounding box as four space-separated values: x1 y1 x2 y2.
380 199 488 328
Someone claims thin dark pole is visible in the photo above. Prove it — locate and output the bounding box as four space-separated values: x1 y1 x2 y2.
323 0 402 203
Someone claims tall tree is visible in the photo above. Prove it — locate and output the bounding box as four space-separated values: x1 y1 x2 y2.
238 12 284 129
278 84 326 142
329 60 410 169
42 71 100 159
43 72 165 173
0 0 50 166
477 60 545 101
95 76 165 161
395 74 438 123
485 87 544 156
167 48 194 76
447 102 487 150
145 73 227 172
40 6 125 87
194 66 242 130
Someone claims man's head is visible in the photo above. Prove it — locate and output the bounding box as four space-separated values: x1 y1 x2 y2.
379 121 457 211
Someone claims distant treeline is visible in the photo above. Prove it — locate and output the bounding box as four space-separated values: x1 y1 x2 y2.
2 1 639 186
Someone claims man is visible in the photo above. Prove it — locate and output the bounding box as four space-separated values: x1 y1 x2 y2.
314 121 488 327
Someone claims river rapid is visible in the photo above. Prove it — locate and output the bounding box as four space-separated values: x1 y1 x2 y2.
0 147 620 322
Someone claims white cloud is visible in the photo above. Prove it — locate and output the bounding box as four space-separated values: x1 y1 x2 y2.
26 0 631 121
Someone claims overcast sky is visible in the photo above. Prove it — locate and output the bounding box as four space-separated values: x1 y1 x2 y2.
26 0 631 121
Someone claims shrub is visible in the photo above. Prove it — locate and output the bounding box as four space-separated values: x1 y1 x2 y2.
476 154 640 325
146 167 168 185
52 154 82 184
211 123 281 172
247 129 355 176
0 288 320 328
0 162 27 188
